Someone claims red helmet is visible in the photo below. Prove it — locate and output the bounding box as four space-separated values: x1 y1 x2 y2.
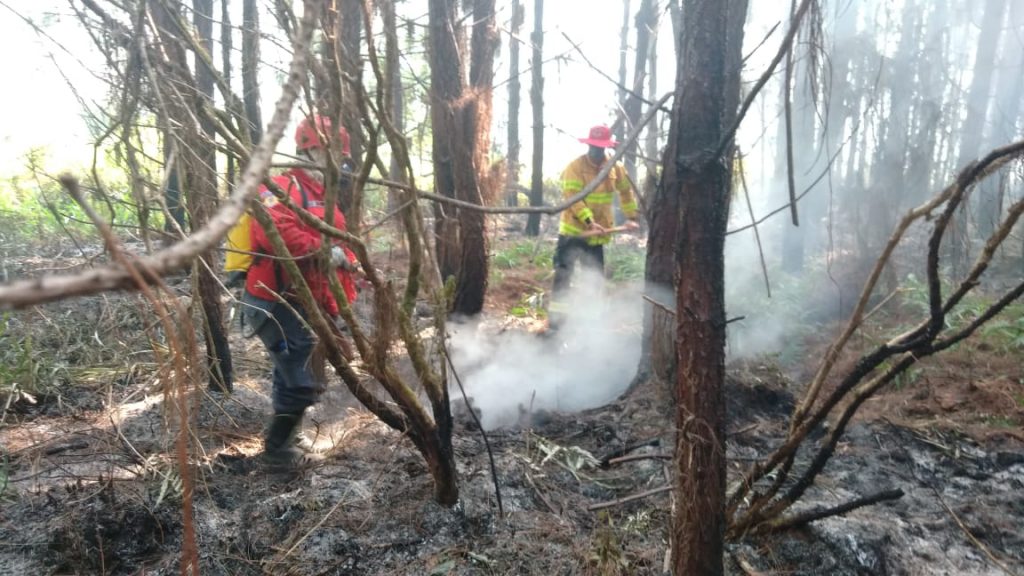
294 115 351 155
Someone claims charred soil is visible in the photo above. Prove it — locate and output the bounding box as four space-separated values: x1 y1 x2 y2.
1 238 1023 575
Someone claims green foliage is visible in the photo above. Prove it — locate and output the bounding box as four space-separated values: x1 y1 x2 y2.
0 314 60 410
0 453 12 504
979 303 1024 352
492 238 553 270
901 274 1024 352
604 244 645 281
0 148 152 246
509 289 547 319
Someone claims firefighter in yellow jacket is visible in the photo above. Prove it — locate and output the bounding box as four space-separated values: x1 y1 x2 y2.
548 124 639 331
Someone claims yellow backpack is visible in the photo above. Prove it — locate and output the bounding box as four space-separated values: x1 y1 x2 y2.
225 213 255 275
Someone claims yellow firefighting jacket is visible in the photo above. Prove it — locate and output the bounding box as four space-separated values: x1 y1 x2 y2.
559 155 638 245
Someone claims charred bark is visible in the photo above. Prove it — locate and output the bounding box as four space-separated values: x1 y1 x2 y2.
427 0 495 315
192 0 233 392
665 0 745 573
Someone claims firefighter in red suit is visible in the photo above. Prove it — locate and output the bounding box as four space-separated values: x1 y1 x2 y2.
242 114 359 467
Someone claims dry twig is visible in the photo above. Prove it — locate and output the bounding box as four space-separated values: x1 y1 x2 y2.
587 485 672 512
933 487 1021 576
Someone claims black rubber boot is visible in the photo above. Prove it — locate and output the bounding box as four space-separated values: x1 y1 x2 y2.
262 412 309 468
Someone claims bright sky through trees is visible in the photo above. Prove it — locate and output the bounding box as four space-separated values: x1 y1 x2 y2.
0 0 780 192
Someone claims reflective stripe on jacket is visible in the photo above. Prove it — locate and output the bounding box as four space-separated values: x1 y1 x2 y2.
558 154 638 245
244 168 357 316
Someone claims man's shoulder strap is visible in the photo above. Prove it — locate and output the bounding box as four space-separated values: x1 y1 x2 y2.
288 174 311 210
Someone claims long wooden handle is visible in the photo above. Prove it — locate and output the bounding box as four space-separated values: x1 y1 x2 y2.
578 225 632 238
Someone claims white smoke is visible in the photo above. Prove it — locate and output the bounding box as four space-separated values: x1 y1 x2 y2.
449 267 642 430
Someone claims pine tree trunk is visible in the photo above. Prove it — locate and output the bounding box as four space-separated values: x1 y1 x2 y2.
427 0 494 315
382 0 407 241
506 0 523 208
623 0 656 182
978 0 1023 238
241 0 262 140
642 7 659 202
667 1 745 573
525 0 544 236
615 0 631 145
453 0 497 315
191 0 233 392
951 0 1007 274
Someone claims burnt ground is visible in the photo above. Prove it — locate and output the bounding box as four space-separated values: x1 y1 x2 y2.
1 239 1024 575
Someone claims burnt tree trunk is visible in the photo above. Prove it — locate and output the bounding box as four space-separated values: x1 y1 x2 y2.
506 0 524 207
525 0 544 236
666 0 745 573
191 0 233 392
428 0 494 315
454 0 498 315
428 0 463 283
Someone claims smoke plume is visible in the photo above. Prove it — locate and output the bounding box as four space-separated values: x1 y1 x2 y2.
449 267 642 430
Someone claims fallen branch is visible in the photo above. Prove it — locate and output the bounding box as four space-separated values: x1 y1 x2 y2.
606 453 672 466
754 488 904 536
525 471 562 519
587 485 673 512
598 437 661 468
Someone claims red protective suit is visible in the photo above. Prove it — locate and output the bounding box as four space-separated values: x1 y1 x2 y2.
245 168 358 316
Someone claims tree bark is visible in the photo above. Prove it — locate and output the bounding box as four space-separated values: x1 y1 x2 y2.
427 0 494 315
667 0 745 573
506 0 524 207
978 0 1023 238
241 0 262 141
951 0 1007 274
191 0 233 392
340 0 364 232
623 0 656 182
642 6 660 202
615 0 631 145
382 0 407 241
221 0 234 188
453 0 498 315
525 0 544 236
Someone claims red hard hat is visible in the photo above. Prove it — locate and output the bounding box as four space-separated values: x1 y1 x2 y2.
295 114 351 155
